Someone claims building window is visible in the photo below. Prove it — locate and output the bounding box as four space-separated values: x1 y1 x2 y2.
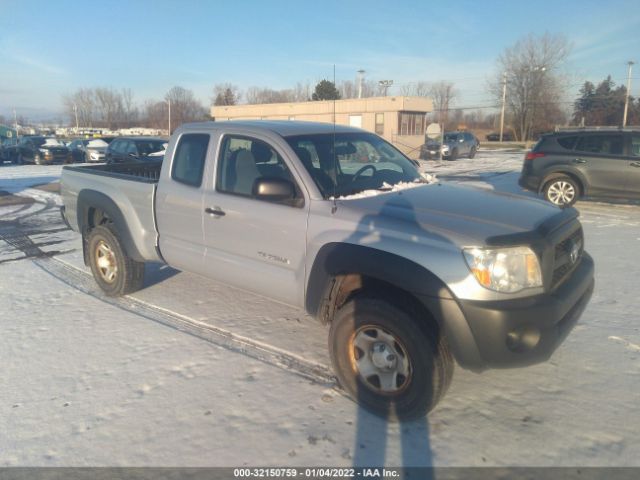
398 112 426 136
375 113 384 135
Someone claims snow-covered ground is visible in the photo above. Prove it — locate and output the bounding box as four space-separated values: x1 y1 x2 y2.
1 151 639 467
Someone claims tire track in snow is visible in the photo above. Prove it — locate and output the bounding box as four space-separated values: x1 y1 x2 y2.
33 256 337 387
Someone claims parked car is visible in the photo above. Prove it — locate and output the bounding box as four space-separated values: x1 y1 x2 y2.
486 131 515 141
61 120 594 420
519 128 640 206
105 137 167 164
68 138 109 163
420 131 479 160
0 138 18 163
14 136 71 165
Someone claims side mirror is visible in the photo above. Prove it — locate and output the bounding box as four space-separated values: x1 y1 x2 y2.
253 177 295 201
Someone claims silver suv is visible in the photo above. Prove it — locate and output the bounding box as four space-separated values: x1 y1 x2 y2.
421 131 479 160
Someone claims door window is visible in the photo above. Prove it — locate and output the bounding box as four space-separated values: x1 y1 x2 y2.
575 135 624 155
216 136 301 205
630 135 640 157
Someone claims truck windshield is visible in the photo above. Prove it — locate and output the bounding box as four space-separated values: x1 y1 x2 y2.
285 132 422 198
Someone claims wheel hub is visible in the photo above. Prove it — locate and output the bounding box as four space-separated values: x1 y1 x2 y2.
370 342 397 370
350 327 411 394
95 240 117 283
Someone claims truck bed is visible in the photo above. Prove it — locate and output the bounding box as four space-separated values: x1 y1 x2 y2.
63 161 163 183
61 161 163 262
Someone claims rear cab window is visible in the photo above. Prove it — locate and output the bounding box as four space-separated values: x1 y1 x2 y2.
171 133 210 187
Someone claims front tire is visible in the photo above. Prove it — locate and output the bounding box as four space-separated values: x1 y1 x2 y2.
329 297 453 420
469 146 477 159
87 224 144 296
543 176 579 207
449 149 458 161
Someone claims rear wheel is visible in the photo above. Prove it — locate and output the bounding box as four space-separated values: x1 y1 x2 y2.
87 224 144 296
543 176 579 207
329 297 453 420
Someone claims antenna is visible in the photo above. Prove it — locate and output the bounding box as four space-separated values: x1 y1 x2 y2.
332 64 338 213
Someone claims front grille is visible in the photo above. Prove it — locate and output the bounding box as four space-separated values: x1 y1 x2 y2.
552 227 583 288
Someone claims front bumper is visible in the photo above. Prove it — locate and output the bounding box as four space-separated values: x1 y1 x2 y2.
429 252 594 371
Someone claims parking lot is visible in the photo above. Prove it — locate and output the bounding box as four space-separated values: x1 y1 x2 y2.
1 150 639 467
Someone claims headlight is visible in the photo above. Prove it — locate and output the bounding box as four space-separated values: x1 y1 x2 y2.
441 145 450 152
463 246 542 293
89 151 99 160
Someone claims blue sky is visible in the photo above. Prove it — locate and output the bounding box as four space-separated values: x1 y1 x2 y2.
1 0 639 122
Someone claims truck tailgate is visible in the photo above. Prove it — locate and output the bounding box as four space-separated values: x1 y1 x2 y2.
61 163 162 262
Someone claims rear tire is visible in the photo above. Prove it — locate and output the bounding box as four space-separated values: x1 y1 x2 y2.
543 176 579 207
87 224 145 296
329 297 453 421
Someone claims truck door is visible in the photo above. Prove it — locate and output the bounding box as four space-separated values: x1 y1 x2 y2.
201 133 309 307
155 133 210 274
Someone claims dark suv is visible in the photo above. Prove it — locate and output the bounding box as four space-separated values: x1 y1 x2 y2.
519 128 640 206
105 137 167 164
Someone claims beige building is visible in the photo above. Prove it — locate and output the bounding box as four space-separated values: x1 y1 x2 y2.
211 96 433 157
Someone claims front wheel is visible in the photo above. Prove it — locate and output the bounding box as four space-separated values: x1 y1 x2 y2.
87 224 145 296
543 176 579 207
329 297 453 420
449 149 458 161
469 146 477 159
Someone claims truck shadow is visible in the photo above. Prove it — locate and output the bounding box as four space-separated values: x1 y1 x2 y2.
322 192 464 472
142 262 180 288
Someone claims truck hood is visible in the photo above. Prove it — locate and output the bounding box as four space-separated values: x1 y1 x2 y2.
337 183 577 246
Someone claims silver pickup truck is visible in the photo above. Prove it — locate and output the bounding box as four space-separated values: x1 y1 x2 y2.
61 120 594 419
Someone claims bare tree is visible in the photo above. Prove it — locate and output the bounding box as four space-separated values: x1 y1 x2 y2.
429 81 456 128
245 87 297 104
62 88 96 128
399 81 431 97
489 33 570 141
165 86 207 131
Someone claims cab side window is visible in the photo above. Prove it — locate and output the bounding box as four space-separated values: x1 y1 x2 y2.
171 134 209 187
216 135 301 205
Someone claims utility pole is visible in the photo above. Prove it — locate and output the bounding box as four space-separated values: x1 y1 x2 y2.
499 72 507 142
623 61 634 127
73 103 79 132
13 108 18 138
357 69 365 99
165 98 171 135
378 80 393 97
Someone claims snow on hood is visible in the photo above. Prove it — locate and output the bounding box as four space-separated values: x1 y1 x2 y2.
43 138 63 146
332 173 437 200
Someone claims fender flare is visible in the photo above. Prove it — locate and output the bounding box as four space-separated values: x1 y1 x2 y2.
76 189 145 262
305 242 455 320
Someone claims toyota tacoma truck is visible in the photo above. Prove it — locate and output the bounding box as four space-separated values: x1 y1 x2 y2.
61 120 595 419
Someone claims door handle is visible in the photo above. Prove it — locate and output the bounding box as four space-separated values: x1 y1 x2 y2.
571 158 587 164
205 207 226 217
631 161 640 167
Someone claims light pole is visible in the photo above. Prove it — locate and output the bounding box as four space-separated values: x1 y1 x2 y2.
357 69 365 99
499 72 507 142
73 103 79 132
13 108 18 138
165 99 171 135
623 61 634 127
378 80 393 97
